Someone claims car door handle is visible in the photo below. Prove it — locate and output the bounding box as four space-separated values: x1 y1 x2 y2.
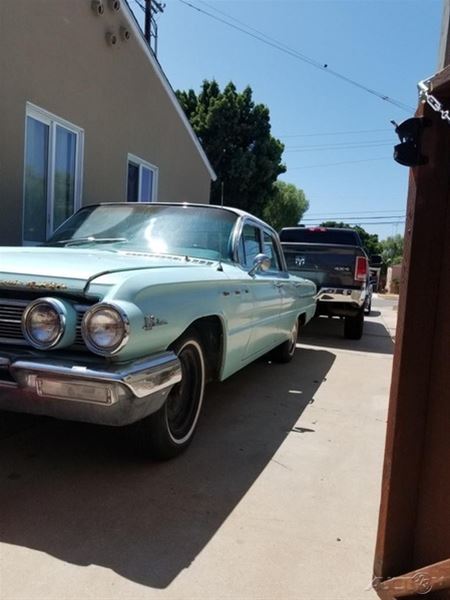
273 282 283 288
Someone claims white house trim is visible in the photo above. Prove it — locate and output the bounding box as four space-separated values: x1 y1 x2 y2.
123 1 217 182
22 102 84 244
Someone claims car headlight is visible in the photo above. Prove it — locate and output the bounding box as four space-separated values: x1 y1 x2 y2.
22 298 66 349
81 304 129 355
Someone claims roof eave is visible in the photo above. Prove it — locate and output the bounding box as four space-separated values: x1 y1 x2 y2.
122 1 217 182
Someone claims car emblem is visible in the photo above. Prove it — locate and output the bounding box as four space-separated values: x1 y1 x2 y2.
0 279 68 290
143 315 168 330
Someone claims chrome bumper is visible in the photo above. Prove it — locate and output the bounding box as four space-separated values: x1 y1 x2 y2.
316 287 365 305
0 351 181 426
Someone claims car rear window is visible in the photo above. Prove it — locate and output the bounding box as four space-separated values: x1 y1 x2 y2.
280 228 361 246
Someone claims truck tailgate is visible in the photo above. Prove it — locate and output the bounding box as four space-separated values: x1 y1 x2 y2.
282 243 365 289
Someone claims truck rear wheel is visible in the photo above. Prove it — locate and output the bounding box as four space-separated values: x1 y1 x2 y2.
344 309 364 340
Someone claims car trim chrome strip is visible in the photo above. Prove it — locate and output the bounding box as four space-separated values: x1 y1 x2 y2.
1 351 181 401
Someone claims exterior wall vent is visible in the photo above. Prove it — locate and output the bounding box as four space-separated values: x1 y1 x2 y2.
120 26 131 41
108 0 121 11
91 0 104 15
105 31 118 46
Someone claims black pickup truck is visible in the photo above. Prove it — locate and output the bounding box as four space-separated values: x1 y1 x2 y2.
280 227 371 339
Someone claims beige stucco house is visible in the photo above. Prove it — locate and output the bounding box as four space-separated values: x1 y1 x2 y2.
0 0 215 246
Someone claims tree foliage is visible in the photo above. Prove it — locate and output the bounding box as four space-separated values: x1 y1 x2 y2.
263 181 309 231
379 234 404 265
176 80 286 217
319 221 382 256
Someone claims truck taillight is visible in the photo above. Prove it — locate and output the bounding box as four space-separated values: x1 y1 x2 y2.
355 256 368 282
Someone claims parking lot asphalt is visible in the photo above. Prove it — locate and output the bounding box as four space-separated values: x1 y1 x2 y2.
0 295 396 600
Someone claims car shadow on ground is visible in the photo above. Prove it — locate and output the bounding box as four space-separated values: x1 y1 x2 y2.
302 316 394 355
0 346 335 590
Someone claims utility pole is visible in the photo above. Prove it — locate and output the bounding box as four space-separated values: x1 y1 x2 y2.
144 0 151 45
438 0 450 69
144 0 165 57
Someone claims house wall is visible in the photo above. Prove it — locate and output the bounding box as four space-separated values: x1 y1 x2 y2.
386 264 402 294
0 0 212 246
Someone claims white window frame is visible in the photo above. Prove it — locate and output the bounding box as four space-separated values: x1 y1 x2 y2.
127 153 159 202
23 102 84 244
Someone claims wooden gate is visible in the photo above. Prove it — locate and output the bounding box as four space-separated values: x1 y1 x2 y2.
373 66 450 599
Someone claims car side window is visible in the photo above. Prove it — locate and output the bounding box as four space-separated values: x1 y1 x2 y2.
263 232 282 272
240 224 262 268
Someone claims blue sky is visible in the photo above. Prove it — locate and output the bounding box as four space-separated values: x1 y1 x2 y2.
131 0 443 239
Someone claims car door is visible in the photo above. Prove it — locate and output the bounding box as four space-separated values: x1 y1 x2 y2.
239 221 284 359
264 230 313 339
260 229 299 338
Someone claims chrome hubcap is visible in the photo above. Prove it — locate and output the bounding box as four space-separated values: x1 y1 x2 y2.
289 321 299 354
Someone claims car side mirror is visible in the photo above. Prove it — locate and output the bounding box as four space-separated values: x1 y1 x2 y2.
248 253 271 276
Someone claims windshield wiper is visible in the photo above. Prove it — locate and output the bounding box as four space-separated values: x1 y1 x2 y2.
50 237 128 247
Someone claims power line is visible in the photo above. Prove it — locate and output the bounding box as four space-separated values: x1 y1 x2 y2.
178 0 414 113
279 128 392 138
287 157 392 169
302 220 406 226
285 138 393 149
306 209 405 215
285 142 393 152
302 215 405 221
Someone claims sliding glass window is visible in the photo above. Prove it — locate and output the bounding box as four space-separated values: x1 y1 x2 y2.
127 154 158 203
23 104 83 243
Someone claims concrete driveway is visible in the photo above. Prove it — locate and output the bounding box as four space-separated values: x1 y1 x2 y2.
0 296 396 600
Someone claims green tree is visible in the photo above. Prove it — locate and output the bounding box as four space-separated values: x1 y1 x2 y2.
263 181 309 231
176 80 286 217
380 234 404 265
319 221 382 256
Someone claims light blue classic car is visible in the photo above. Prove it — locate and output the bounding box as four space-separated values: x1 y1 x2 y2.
0 203 316 458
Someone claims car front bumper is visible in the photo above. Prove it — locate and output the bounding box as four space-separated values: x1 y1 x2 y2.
0 350 181 426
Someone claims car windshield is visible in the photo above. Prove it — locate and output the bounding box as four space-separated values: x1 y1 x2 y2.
46 204 238 261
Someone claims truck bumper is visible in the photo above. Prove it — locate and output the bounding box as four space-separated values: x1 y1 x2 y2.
0 350 181 426
316 287 365 317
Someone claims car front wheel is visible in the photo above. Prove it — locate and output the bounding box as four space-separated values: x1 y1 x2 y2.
131 330 206 460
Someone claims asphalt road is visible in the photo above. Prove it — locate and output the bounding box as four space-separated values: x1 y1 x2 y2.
0 296 397 600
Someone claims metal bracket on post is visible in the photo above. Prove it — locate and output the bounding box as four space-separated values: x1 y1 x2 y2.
392 117 430 167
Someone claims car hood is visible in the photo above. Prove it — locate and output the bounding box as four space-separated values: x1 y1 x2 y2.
0 247 213 296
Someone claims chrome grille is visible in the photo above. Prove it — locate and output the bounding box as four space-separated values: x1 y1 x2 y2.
0 299 88 349
0 300 28 344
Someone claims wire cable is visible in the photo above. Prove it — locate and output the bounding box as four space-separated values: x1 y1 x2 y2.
178 0 414 113
287 157 393 169
301 220 406 226
306 209 405 215
285 142 393 152
302 216 405 221
285 138 393 149
279 128 393 138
